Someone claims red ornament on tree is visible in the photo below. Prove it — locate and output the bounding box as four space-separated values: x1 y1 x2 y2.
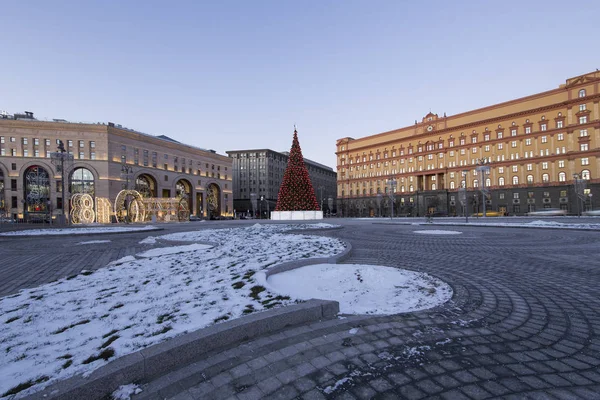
275 128 320 211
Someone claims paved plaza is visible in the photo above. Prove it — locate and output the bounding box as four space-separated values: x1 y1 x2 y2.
2 219 600 399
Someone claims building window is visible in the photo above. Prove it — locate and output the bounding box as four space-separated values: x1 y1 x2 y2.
542 162 548 170
497 143 503 150
579 116 588 124
557 133 564 141
541 124 547 131
11 149 16 156
579 89 586 97
497 131 503 139
90 141 95 148
525 139 532 146
541 136 547 143
90 152 96 160
525 127 531 134
0 136 4 143
558 160 565 168
580 143 589 151
580 129 588 137
511 141 517 148
581 157 589 166
68 140 73 147
512 165 518 172
1 148 5 156
23 149 29 157
10 137 16 142
79 140 84 148
558 172 566 182
557 120 563 128
472 147 477 154
45 139 51 146
79 152 84 159
498 167 504 174
513 192 519 199
579 104 586 111
527 164 533 171
499 177 505 186
23 138 28 145
34 138 39 145
581 170 591 180
527 175 534 184
512 176 519 185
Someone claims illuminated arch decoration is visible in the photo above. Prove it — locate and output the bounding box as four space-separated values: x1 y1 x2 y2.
176 179 192 199
141 197 190 222
70 193 96 224
96 197 112 224
114 190 146 223
207 183 221 219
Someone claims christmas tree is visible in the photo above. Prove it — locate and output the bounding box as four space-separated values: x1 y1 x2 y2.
275 128 320 211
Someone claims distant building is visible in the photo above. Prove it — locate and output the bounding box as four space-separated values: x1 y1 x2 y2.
226 149 337 217
336 70 600 217
0 112 232 222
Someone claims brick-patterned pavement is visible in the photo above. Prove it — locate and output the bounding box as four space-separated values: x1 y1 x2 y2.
2 220 600 399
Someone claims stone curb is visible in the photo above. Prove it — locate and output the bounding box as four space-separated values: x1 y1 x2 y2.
265 238 353 278
0 227 164 239
24 299 339 400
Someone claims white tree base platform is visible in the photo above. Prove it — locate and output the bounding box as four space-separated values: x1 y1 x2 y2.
270 211 323 220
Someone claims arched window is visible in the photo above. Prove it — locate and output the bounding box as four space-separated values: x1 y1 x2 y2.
431 183 436 190
558 172 566 182
527 175 534 184
485 178 491 187
450 181 455 189
136 174 156 197
579 89 586 98
176 179 191 198
582 169 591 180
499 177 505 186
401 185 405 192
409 185 414 192
542 173 549 183
70 167 95 196
24 166 51 213
473 179 479 188
512 176 519 185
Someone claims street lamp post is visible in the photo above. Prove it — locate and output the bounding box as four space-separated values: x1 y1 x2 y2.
475 158 491 218
250 193 257 218
460 169 469 223
386 176 397 220
50 140 74 225
121 164 133 223
573 173 587 217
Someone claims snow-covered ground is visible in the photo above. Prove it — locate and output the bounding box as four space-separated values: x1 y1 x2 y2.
413 230 462 235
0 226 157 236
259 263 452 314
0 223 346 398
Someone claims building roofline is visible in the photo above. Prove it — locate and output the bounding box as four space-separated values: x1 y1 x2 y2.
226 148 334 171
340 70 600 146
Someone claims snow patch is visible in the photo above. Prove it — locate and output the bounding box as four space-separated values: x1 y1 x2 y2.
264 263 452 315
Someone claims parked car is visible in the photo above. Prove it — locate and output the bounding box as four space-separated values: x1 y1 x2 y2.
189 215 202 221
526 208 567 216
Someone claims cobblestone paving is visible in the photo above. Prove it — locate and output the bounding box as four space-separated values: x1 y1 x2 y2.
2 220 600 399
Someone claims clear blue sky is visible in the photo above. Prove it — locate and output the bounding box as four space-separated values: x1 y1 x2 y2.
2 0 599 168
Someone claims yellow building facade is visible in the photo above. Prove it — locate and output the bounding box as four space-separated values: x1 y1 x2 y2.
336 71 600 217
